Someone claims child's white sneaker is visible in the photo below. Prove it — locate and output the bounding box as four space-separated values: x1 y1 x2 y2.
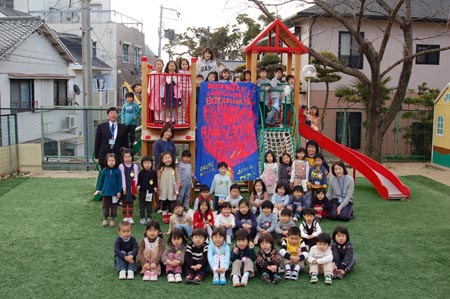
232 275 240 287
127 270 134 280
142 271 151 281
139 218 146 225
118 270 126 280
149 272 158 281
174 273 182 283
226 235 232 245
167 273 175 283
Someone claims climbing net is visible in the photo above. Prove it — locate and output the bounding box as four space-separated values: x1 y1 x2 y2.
259 128 296 164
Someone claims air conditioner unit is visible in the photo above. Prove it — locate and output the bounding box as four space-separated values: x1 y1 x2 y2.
65 116 75 129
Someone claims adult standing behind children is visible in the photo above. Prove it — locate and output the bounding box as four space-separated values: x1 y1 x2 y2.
197 48 218 80
327 162 354 221
153 123 176 170
95 107 128 169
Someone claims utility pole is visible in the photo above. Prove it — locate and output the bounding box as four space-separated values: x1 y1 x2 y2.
82 0 93 170
158 5 179 58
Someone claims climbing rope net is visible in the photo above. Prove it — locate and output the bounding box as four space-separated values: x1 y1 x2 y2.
259 127 296 165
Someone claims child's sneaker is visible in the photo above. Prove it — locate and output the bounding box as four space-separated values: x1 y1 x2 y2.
325 274 333 285
292 217 298 222
149 272 158 281
142 271 151 281
310 273 319 283
118 270 126 280
240 275 248 287
128 217 134 224
219 274 226 285
167 273 175 283
261 272 270 284
102 219 108 226
145 218 152 224
174 273 182 283
226 235 232 245
284 269 291 280
272 274 281 284
212 273 220 285
291 270 299 280
140 218 146 225
232 275 240 287
127 270 134 280
333 269 344 280
185 274 194 284
109 220 115 227
192 275 203 284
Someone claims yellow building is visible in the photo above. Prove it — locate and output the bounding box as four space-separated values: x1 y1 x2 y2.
432 83 450 168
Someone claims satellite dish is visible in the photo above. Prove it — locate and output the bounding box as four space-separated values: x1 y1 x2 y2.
73 84 81 95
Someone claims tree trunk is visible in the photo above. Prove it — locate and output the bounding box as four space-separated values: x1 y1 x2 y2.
320 82 329 131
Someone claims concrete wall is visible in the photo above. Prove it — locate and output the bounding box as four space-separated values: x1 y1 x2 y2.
18 143 42 173
0 145 19 175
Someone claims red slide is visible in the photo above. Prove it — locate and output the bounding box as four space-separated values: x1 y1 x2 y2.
299 121 410 200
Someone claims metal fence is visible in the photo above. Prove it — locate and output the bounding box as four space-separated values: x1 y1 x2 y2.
0 114 19 175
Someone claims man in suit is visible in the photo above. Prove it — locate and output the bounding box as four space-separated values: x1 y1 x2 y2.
95 107 129 169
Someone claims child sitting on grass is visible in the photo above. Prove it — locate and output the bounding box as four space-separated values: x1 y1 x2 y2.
193 184 213 211
300 208 323 250
279 227 308 280
254 200 277 244
234 199 257 239
311 187 329 220
332 226 355 280
138 220 165 281
288 185 308 222
275 208 296 245
225 184 243 214
249 178 269 214
114 221 138 280
256 233 282 284
208 228 230 285
162 228 187 283
215 202 236 245
168 201 193 238
230 229 256 287
184 228 209 284
308 232 334 285
193 199 214 238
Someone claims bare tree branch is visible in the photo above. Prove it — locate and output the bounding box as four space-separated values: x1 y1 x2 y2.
247 0 276 22
377 0 405 60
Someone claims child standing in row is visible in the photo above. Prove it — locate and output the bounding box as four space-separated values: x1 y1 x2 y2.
193 184 213 210
260 151 278 200
308 153 328 199
157 151 180 219
215 202 236 245
225 184 242 214
288 186 308 222
278 152 292 187
178 150 196 211
332 226 355 279
279 227 309 280
210 161 232 211
162 228 187 283
119 149 138 224
163 60 182 124
266 67 283 126
290 147 309 191
230 230 256 287
138 220 165 281
178 58 191 124
97 153 122 227
114 221 138 279
249 178 269 214
137 156 157 225
150 58 165 124
193 199 215 238
208 228 230 285
256 233 282 284
184 228 209 284
308 232 334 285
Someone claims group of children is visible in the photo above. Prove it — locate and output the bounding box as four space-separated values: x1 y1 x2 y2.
105 143 355 286
114 218 355 286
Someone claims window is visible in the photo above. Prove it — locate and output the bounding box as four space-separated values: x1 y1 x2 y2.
10 79 34 112
122 43 129 63
437 115 444 136
336 111 362 149
92 41 97 58
444 93 450 102
133 46 141 69
416 44 440 65
339 32 364 69
54 80 68 106
0 0 14 9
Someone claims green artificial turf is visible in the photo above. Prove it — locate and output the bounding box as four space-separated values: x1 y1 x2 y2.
0 176 449 298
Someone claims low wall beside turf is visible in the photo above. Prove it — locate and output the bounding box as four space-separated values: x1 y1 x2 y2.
0 144 19 176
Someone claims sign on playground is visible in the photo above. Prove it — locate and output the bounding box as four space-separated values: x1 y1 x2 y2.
196 82 260 186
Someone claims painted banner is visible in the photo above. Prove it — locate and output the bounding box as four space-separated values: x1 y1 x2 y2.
196 82 259 186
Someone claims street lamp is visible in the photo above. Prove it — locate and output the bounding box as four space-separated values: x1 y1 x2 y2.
302 64 317 110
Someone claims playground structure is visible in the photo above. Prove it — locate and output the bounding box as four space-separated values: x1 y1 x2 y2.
138 19 410 200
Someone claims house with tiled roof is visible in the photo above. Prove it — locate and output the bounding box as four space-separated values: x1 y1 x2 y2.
283 0 450 157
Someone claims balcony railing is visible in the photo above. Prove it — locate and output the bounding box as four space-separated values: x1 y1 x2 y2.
29 9 143 31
